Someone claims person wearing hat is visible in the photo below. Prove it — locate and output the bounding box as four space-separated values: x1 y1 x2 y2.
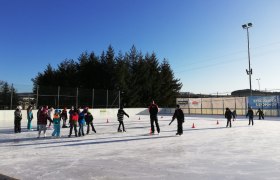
52 109 61 137
169 104 185 135
14 107 22 133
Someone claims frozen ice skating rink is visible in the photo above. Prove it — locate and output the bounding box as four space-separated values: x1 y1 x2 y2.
1 115 280 180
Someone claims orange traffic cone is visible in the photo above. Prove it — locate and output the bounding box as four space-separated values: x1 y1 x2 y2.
106 118 109 123
216 120 219 125
192 123 195 128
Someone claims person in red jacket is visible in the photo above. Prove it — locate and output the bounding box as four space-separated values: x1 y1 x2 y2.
68 107 79 137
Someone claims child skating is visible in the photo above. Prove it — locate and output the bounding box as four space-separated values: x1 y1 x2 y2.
78 109 85 136
52 109 61 137
85 110 96 134
169 104 185 135
117 106 129 132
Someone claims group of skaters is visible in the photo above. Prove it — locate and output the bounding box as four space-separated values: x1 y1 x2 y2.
14 101 265 138
224 107 265 127
14 105 97 138
13 100 186 137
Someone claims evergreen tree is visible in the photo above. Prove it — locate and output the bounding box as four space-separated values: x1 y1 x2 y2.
159 59 182 106
126 46 141 106
0 81 19 109
144 52 161 104
115 51 130 106
31 45 182 107
105 45 116 89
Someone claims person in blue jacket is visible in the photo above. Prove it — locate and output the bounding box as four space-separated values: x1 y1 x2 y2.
52 109 61 137
78 109 85 136
27 105 33 130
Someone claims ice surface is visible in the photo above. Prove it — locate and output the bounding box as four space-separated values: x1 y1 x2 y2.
1 115 280 180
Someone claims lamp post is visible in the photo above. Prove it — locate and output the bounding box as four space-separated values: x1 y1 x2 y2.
256 78 261 91
242 23 253 96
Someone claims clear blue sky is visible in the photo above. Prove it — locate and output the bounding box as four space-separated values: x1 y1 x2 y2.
0 0 280 94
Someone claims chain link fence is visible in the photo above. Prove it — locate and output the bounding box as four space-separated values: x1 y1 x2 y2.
0 85 120 110
177 96 280 117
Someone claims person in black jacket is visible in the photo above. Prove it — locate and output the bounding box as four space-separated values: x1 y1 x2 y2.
232 110 237 121
225 108 232 128
149 101 160 134
256 108 264 120
14 106 22 133
61 107 68 128
84 109 96 134
169 104 185 135
246 107 254 126
117 106 129 132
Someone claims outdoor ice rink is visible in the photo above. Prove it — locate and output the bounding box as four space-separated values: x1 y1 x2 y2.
1 114 280 180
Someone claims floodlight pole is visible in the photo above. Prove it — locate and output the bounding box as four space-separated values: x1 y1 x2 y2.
256 78 261 91
242 23 253 96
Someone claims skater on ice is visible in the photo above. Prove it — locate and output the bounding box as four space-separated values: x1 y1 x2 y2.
26 105 33 130
256 108 264 120
246 107 254 126
149 100 160 134
52 109 61 137
37 106 53 138
61 107 68 128
225 108 232 128
68 107 79 137
232 109 237 121
169 104 185 135
47 106 54 128
78 108 85 136
84 108 97 134
117 106 129 132
14 106 22 133
36 106 43 131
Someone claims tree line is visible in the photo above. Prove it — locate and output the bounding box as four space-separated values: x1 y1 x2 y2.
32 45 182 107
0 81 18 109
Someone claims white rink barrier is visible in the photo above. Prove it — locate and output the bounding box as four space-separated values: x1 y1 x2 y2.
0 108 175 122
